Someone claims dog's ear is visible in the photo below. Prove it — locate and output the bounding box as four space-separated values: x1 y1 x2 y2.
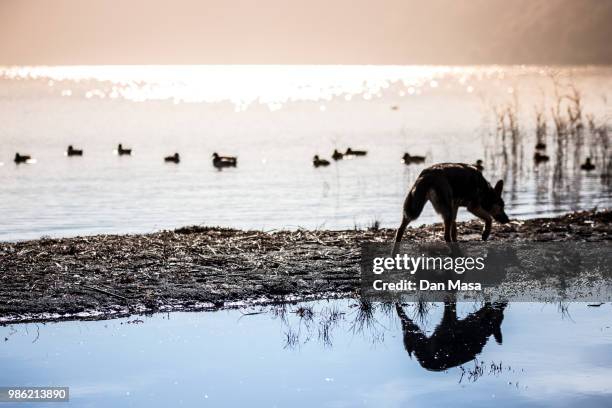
494 180 504 196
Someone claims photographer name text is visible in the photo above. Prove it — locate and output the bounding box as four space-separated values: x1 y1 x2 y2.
372 279 482 291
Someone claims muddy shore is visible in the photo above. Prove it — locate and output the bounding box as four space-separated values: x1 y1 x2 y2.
1 209 610 323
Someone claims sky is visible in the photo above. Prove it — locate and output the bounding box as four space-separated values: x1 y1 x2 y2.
0 0 611 65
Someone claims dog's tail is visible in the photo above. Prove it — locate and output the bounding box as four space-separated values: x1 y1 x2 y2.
404 178 429 220
394 178 430 243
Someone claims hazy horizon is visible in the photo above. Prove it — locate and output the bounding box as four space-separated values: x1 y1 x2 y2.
1 0 611 65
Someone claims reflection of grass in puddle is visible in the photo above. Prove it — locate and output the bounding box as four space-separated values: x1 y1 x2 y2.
557 301 574 322
458 359 525 389
270 303 290 325
294 305 314 321
283 328 300 349
270 300 407 349
317 305 344 348
413 299 436 325
283 305 315 349
348 299 387 346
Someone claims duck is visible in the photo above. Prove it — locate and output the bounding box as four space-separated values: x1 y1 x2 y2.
402 153 426 165
534 152 550 164
474 159 484 171
66 145 83 156
313 155 330 167
212 152 237 168
164 153 180 163
332 149 344 160
580 157 595 171
345 147 367 156
117 143 132 156
14 153 31 164
535 142 546 150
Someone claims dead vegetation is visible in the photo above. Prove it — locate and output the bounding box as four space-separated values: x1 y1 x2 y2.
0 209 611 323
487 72 611 186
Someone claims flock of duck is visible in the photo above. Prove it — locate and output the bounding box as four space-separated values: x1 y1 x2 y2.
312 147 368 167
313 147 457 169
533 142 596 171
12 142 597 172
313 144 596 173
13 144 238 169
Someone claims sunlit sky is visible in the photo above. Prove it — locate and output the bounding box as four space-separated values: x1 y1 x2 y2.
1 0 611 65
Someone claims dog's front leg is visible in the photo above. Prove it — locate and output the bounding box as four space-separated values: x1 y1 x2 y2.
450 205 458 242
468 206 492 241
481 218 492 241
443 218 453 242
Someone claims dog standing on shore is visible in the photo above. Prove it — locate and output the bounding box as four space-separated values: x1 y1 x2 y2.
394 163 510 242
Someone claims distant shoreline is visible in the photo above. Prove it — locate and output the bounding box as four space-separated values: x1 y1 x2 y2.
1 209 610 324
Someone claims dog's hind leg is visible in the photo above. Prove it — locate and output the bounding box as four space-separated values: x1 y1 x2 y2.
429 183 454 242
394 180 429 244
391 216 411 256
443 217 453 242
394 215 411 243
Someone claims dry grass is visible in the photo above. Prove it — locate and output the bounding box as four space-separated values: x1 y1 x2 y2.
1 210 610 323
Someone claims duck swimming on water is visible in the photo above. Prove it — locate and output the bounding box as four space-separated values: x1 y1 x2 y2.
534 152 550 164
14 153 31 164
402 153 426 165
332 149 344 160
345 147 367 156
164 153 180 163
66 145 83 156
313 155 330 167
581 157 595 171
212 152 237 168
117 144 132 155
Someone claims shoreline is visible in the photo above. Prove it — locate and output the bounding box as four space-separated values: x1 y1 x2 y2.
1 209 610 324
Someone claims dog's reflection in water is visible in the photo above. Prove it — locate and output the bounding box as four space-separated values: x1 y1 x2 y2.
396 302 506 371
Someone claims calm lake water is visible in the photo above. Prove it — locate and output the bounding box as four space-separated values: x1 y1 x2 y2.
1 66 611 241
1 300 611 407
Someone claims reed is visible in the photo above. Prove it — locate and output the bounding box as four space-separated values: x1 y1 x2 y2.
486 72 610 195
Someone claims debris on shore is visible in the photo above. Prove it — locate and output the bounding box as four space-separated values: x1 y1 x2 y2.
1 210 610 323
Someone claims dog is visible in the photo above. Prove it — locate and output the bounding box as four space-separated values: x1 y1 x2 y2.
394 163 510 243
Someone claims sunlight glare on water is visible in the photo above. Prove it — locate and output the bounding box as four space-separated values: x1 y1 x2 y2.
1 65 530 109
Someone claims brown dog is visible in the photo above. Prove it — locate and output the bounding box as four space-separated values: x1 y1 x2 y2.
394 163 509 242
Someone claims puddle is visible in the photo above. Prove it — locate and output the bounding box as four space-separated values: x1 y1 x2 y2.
1 300 611 407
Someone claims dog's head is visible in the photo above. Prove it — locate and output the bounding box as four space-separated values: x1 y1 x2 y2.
485 180 510 224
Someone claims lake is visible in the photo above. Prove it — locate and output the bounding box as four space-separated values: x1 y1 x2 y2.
1 65 611 241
